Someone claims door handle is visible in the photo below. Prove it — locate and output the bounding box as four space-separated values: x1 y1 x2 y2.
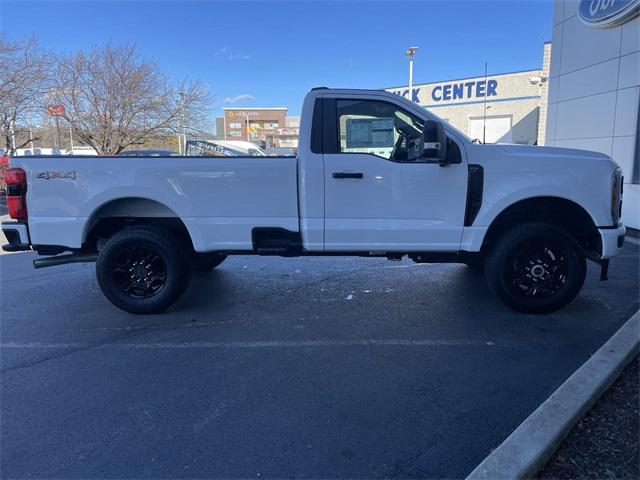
332 172 363 179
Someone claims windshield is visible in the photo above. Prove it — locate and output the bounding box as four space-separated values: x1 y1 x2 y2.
391 91 472 143
436 114 472 143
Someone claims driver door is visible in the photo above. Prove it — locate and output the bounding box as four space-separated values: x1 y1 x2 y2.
322 96 468 251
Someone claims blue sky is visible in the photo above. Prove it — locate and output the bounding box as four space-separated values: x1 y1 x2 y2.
2 0 553 115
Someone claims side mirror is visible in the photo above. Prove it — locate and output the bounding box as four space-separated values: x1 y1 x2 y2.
422 120 448 164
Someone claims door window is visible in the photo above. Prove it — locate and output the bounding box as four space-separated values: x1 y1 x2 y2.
337 100 424 162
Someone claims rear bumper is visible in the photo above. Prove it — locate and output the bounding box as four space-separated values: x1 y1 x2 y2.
2 220 31 252
598 225 626 259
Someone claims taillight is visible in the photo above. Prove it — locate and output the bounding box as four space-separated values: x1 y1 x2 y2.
5 167 27 219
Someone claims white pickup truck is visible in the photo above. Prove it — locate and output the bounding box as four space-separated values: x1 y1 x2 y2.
3 88 625 314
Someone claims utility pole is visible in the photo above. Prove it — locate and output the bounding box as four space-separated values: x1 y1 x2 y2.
178 90 186 154
28 108 35 150
482 61 488 144
406 47 418 102
54 116 61 150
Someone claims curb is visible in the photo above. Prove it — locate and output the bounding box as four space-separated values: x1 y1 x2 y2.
466 310 640 480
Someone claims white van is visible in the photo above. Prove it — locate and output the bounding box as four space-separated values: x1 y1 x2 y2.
186 140 267 157
15 147 62 156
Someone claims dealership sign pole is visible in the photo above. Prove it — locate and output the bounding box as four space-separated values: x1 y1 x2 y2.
47 104 65 150
482 62 488 144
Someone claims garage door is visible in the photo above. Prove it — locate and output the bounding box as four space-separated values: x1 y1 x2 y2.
469 116 512 143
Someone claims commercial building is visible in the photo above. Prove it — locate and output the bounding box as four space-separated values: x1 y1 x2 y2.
219 108 299 148
279 116 300 148
217 41 550 152
545 0 639 230
385 43 551 145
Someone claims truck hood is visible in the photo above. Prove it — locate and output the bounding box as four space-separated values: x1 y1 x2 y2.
494 143 612 162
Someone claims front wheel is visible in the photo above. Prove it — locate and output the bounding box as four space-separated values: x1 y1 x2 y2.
484 223 586 314
463 254 485 271
96 226 191 314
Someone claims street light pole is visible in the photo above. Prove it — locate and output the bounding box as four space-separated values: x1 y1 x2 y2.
178 91 186 155
406 47 418 102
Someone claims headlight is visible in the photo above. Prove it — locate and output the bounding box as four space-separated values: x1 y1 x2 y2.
611 167 622 225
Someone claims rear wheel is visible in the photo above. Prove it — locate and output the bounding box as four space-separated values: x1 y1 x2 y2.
484 223 586 314
191 252 227 272
96 226 191 314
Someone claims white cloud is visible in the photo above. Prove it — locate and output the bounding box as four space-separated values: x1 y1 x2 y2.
213 46 229 58
228 53 251 61
223 94 256 104
214 47 251 62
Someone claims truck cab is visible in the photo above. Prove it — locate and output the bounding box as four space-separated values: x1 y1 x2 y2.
299 89 468 252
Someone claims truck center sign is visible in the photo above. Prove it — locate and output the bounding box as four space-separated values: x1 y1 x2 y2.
389 78 499 105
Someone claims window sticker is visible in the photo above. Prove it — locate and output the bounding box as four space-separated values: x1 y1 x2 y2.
346 117 394 148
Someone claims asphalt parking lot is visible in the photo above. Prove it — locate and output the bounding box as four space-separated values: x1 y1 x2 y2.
1 243 638 478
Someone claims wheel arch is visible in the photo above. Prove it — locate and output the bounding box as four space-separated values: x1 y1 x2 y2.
481 196 600 254
82 197 198 252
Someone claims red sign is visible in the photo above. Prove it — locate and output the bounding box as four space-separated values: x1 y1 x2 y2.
47 105 65 117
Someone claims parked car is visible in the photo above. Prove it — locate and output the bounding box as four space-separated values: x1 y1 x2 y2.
66 146 99 156
119 149 180 157
2 88 625 315
0 154 9 195
266 147 297 157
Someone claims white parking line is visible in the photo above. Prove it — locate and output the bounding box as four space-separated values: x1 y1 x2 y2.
1 339 503 349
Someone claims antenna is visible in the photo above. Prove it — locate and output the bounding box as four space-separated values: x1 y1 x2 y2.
482 61 488 144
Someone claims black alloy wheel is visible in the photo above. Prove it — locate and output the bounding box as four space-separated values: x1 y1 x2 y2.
484 223 586 314
113 245 168 299
507 239 569 299
96 226 191 314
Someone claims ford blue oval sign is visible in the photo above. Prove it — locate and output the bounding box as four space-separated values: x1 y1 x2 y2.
579 0 640 28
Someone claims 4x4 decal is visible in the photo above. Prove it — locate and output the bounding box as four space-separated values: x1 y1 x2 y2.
36 171 77 180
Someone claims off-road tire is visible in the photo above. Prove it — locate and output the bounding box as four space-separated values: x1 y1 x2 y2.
484 222 586 314
191 253 227 272
96 226 191 314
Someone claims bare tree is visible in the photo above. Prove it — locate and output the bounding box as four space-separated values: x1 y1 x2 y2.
51 43 211 155
0 35 50 154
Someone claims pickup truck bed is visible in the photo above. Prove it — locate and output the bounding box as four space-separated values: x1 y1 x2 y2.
20 156 299 252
